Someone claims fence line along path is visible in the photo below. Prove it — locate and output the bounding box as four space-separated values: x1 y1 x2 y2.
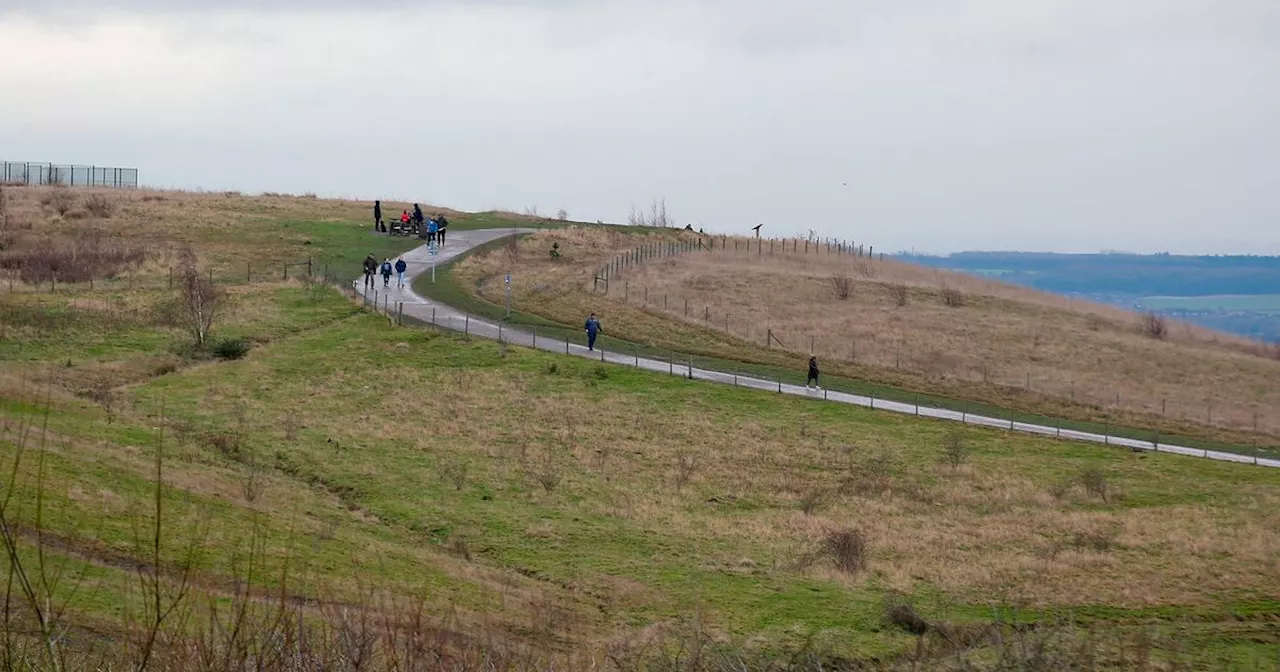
355 229 1280 470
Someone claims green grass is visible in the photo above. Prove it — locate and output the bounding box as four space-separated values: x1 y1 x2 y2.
5 283 1280 666
415 237 1279 461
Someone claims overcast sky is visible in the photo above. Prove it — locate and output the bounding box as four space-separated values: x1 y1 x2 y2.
2 1 1277 254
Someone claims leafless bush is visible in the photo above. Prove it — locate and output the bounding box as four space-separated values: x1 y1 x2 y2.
942 429 967 468
841 452 893 497
822 527 868 574
205 431 244 462
438 457 468 491
48 186 75 215
531 448 561 493
1080 468 1109 503
675 451 698 492
884 596 930 635
86 382 118 424
242 467 262 503
449 537 473 561
852 258 876 278
799 489 824 516
556 208 569 221
175 248 221 346
886 282 909 307
830 271 854 300
1139 311 1168 340
0 229 150 286
941 285 965 307
1070 527 1118 553
85 194 115 218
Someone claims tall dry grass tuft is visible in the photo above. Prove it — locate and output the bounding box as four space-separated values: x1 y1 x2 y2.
830 271 854 300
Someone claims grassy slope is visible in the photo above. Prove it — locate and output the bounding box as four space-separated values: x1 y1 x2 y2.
1 190 1278 668
447 228 1280 457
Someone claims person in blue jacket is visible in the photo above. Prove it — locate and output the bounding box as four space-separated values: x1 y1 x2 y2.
394 256 408 288
380 258 393 287
584 313 602 351
427 218 439 245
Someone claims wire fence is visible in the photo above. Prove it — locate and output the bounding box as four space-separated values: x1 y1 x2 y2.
1 161 139 188
582 234 1280 448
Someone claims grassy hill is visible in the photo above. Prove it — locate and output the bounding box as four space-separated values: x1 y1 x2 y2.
0 188 1278 669
453 228 1280 456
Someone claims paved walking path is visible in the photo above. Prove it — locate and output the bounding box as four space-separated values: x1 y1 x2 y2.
355 229 1280 469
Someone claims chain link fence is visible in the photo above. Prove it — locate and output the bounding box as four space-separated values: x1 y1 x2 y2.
2 161 139 188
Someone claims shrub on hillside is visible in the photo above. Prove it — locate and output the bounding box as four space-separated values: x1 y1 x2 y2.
886 282 909 307
1139 311 1168 340
830 271 854 300
213 337 250 360
86 194 116 218
941 285 965 307
822 527 868 574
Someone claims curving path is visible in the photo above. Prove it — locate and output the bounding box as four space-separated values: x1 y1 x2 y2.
356 229 1280 470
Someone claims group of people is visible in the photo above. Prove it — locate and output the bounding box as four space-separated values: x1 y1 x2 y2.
372 200 450 244
363 254 408 290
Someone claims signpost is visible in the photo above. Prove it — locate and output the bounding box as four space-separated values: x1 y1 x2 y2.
504 273 512 319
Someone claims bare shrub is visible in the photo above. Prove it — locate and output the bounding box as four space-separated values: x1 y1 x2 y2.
175 248 222 346
675 452 698 492
1048 479 1073 501
1070 527 1118 553
0 228 150 286
886 282 909 307
822 527 868 574
85 194 115 218
205 431 244 462
799 489 824 516
942 429 967 468
1080 468 1109 503
438 457 468 491
86 382 118 424
830 271 854 300
242 467 262 503
1139 311 1168 340
884 596 930 635
941 285 965 307
852 258 876 278
532 448 560 493
556 208 569 221
841 452 893 497
49 186 75 215
449 537 473 561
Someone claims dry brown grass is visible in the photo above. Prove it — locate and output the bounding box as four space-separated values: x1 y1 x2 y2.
459 228 1280 440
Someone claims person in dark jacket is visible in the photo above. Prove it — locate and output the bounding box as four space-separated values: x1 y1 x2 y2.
412 204 424 236
436 214 449 246
380 258 393 287
373 201 384 232
807 355 820 390
584 313 602 351
363 253 378 290
394 256 408 288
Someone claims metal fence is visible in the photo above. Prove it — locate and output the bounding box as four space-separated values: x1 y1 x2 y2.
1 161 139 188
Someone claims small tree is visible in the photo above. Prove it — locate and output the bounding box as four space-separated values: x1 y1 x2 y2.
556 208 568 221
49 186 75 216
176 249 221 347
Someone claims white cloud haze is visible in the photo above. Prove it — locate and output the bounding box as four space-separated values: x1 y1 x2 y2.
2 0 1278 253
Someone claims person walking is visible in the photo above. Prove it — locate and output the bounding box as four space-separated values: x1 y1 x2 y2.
362 253 378 290
373 201 383 232
584 313 602 351
807 355 821 390
436 214 449 246
380 258 393 287
427 218 439 246
412 204 424 236
394 256 408 288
